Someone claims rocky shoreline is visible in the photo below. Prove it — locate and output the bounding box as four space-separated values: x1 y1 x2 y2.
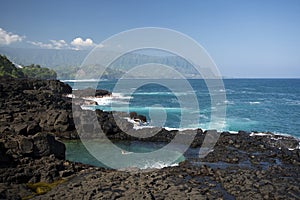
0 78 299 199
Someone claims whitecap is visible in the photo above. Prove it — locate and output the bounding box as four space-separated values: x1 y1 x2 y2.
224 100 234 105
61 79 106 82
199 114 208 120
225 89 235 93
164 127 198 131
284 99 300 106
133 91 193 96
249 101 261 105
82 93 133 106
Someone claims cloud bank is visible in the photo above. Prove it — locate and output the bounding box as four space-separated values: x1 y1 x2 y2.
0 28 24 45
29 37 96 50
0 27 96 50
28 40 69 49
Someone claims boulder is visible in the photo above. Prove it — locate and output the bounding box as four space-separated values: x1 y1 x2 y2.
102 121 115 135
14 124 28 135
73 88 111 98
95 89 111 97
54 111 70 132
137 115 147 123
129 112 137 119
19 137 33 155
27 121 41 135
32 133 65 159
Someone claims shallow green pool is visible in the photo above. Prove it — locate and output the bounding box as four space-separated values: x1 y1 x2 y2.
64 140 185 169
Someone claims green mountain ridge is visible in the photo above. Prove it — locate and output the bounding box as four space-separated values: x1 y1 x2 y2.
0 55 57 79
0 47 202 79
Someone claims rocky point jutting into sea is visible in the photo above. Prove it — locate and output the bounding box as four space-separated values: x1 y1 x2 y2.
0 77 299 199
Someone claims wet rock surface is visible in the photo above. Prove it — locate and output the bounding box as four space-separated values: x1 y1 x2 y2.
0 78 299 199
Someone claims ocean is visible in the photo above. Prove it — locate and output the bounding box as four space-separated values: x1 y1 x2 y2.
65 79 300 138
63 78 300 168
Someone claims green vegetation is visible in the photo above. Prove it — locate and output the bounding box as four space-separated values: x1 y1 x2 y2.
0 54 57 79
27 179 66 195
0 55 25 78
22 64 57 79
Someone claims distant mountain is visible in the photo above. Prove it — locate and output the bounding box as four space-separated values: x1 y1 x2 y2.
0 47 88 68
0 47 202 79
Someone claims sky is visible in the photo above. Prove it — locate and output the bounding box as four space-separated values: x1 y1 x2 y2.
0 0 299 78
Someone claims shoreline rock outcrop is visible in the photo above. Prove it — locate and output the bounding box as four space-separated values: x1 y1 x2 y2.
0 78 299 199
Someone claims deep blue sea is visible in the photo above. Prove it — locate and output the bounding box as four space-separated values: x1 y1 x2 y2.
65 79 300 138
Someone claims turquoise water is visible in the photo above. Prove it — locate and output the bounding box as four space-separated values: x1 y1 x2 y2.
66 79 300 138
65 140 185 169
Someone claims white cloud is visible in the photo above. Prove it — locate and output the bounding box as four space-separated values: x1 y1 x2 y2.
71 37 95 49
50 39 68 49
28 39 69 49
28 41 53 49
28 37 97 50
0 28 24 45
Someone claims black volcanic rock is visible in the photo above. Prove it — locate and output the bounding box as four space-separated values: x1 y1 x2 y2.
0 77 76 138
136 114 147 123
129 111 137 119
73 87 111 98
0 78 300 199
0 133 65 162
32 132 65 159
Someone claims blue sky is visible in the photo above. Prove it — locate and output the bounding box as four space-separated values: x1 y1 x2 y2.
0 0 299 77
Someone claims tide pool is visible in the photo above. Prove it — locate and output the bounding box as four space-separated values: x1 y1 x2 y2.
65 140 185 169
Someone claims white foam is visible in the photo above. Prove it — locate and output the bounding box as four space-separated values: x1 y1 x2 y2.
83 97 112 106
124 117 199 131
124 117 153 130
224 100 235 105
83 93 132 106
273 132 294 138
225 89 235 93
271 137 282 141
249 132 300 151
249 132 270 136
164 127 197 131
80 105 95 110
65 94 75 98
133 91 193 96
249 101 261 105
133 125 156 130
288 143 300 151
141 161 179 169
284 99 300 106
61 79 107 82
199 114 209 119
